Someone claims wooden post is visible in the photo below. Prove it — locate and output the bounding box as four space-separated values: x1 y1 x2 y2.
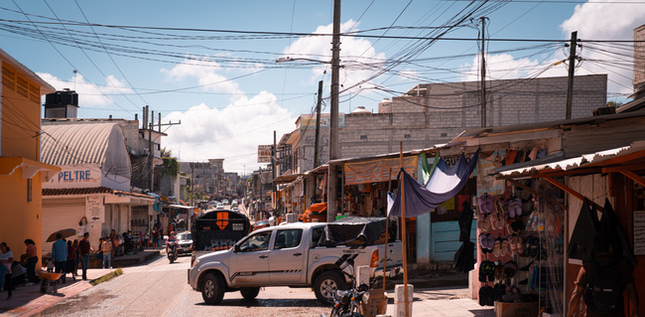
382 168 392 314
399 142 409 317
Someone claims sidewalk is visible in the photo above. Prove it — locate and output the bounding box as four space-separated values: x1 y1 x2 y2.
0 250 161 317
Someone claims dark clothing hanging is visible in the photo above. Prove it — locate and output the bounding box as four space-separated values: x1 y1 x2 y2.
458 203 474 242
453 241 475 273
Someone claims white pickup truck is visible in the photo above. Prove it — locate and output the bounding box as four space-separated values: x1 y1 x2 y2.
188 221 402 304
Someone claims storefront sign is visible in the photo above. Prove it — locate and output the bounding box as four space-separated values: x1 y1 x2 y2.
344 156 418 185
87 195 104 223
258 145 272 163
634 210 645 256
44 164 101 189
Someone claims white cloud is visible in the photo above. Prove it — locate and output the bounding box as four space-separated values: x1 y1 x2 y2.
36 72 132 107
560 0 645 96
281 20 387 94
459 53 566 82
560 1 645 40
162 91 296 174
161 55 244 98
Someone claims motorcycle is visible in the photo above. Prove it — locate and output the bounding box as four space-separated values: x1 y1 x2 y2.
324 283 370 317
167 241 178 263
321 259 371 317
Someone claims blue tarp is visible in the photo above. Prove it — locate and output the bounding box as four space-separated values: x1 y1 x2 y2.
387 149 479 218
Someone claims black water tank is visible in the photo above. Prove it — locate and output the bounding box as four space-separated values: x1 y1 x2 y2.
45 88 78 106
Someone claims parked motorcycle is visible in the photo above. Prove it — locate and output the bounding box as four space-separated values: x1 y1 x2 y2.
324 283 369 317
321 258 371 317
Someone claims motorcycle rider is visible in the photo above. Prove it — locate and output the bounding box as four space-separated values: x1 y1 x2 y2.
166 231 177 259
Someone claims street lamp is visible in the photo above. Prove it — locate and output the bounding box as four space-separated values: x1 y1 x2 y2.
275 56 331 64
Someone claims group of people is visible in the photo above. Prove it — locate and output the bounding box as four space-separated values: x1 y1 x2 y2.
0 237 70 300
50 233 93 283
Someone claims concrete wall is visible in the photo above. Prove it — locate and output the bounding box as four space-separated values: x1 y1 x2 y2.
294 75 607 172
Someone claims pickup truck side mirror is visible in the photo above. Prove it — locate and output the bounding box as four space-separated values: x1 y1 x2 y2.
234 244 240 253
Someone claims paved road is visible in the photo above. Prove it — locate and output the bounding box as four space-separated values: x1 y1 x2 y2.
34 253 330 317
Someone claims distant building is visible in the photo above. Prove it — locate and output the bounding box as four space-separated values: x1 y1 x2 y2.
280 75 608 174
179 159 226 200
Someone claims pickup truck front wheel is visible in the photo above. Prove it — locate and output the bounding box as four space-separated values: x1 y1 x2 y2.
314 271 346 304
201 273 225 305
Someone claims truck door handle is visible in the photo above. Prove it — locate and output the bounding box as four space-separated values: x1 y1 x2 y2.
293 253 302 257
259 255 268 259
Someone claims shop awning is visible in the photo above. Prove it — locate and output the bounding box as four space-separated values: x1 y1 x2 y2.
168 204 196 209
495 141 645 178
0 157 60 181
273 173 303 184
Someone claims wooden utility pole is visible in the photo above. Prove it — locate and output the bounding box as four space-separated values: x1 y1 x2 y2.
399 142 409 317
149 108 154 190
565 31 578 120
314 80 323 169
328 0 341 222
480 17 487 128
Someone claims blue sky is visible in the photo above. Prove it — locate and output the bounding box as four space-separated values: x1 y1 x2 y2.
1 0 643 174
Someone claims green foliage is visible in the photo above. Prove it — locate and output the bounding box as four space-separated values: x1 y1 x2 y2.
162 156 179 177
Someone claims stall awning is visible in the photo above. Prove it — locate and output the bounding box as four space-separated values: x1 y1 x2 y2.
273 173 303 184
495 142 645 178
168 204 196 209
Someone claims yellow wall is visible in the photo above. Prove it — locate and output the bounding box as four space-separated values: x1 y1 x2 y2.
0 170 44 267
0 61 47 267
1 61 41 160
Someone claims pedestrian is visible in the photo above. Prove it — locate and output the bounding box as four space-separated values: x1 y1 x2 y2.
51 234 68 283
567 233 639 317
143 229 149 250
109 229 117 258
100 236 112 269
66 240 76 280
72 239 80 277
152 228 159 249
0 242 14 299
22 239 38 285
78 232 92 280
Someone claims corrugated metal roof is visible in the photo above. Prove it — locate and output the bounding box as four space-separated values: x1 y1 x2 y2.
43 187 155 200
41 123 118 166
497 142 645 177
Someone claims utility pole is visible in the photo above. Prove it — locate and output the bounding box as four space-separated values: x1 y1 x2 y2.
328 0 341 222
480 17 487 128
565 31 578 120
148 107 154 191
314 80 323 169
272 131 277 215
144 106 181 193
190 163 195 207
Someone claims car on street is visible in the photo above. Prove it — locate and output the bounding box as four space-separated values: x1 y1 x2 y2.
176 232 193 255
252 219 270 231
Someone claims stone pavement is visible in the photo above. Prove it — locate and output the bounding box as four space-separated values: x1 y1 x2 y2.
0 250 162 317
383 286 495 317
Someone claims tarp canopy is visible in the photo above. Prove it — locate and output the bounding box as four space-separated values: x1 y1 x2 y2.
387 149 479 218
322 217 397 246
